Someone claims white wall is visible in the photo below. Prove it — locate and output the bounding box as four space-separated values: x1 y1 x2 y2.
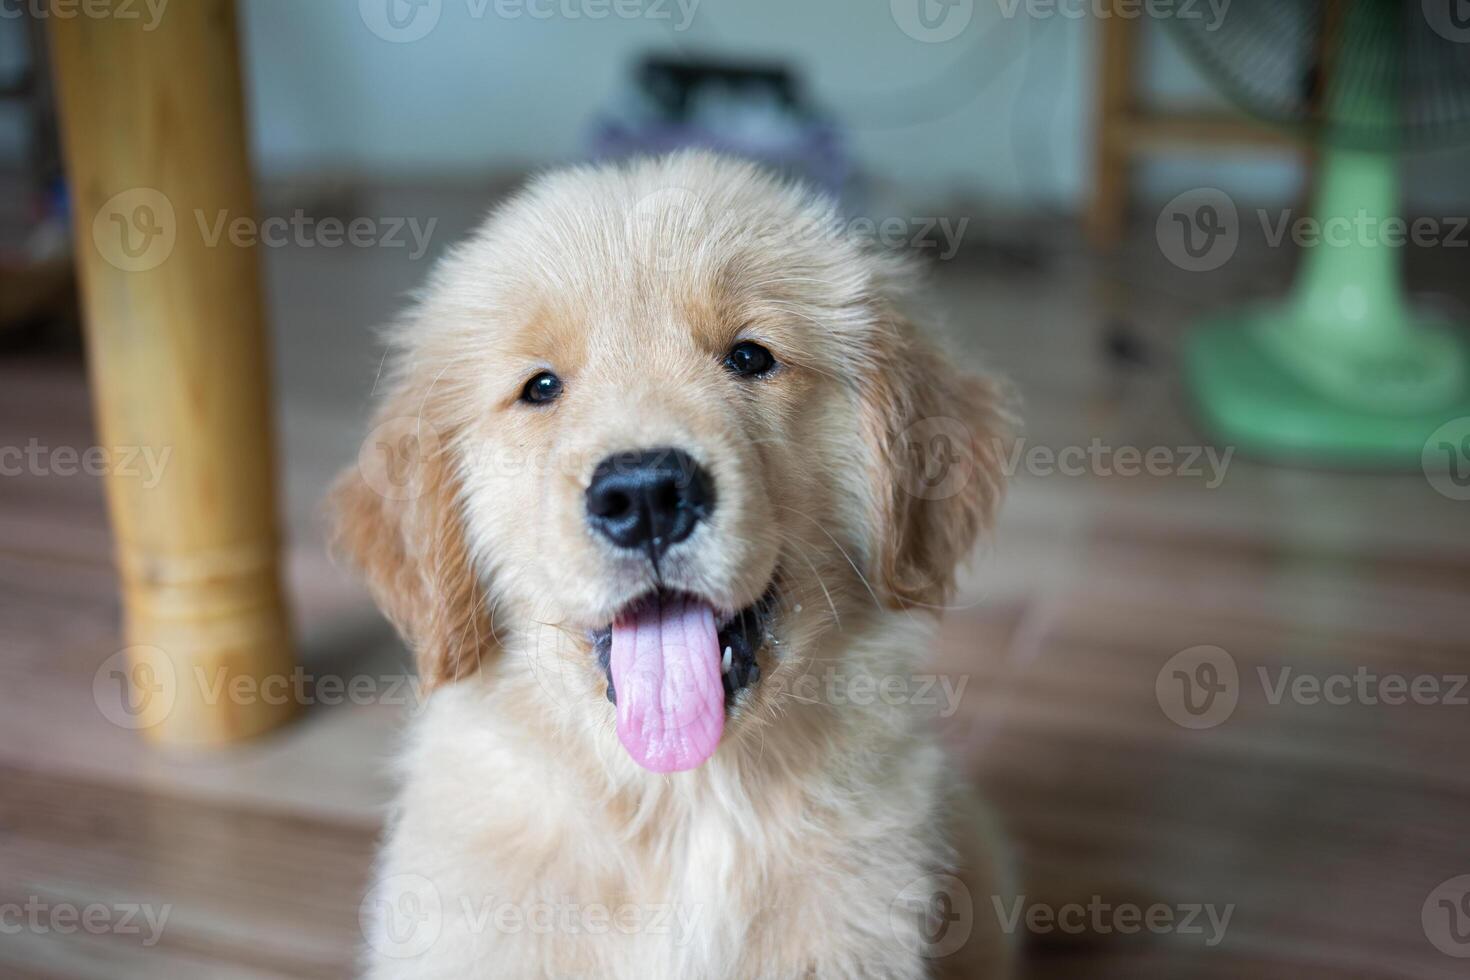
238 0 1101 205
1 1 1448 213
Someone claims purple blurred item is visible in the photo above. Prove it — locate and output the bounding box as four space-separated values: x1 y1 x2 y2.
586 55 852 202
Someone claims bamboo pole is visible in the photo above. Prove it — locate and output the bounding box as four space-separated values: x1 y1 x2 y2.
50 0 296 744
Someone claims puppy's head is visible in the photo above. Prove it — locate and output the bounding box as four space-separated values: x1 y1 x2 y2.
332 153 1008 773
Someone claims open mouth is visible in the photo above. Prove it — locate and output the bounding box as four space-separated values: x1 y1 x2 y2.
589 581 778 773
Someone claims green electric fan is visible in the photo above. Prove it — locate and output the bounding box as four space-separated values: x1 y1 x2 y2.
1167 0 1470 464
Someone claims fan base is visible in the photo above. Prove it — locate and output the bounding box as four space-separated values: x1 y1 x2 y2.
1185 310 1470 467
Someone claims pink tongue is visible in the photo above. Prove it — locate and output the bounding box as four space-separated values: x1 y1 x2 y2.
609 594 725 773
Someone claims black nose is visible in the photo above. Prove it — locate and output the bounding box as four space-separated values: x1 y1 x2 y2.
585 448 715 561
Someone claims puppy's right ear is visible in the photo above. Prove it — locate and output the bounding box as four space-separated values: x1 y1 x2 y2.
857 304 1014 611
329 398 493 688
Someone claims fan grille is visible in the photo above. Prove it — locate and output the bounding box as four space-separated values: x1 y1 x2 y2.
1165 0 1470 150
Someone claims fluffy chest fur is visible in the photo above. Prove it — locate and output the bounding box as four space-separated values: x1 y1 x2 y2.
363 620 971 980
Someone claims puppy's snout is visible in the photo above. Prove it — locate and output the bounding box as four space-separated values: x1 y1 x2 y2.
585 448 715 560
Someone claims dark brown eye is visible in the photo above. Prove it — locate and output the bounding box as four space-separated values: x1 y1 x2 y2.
724 341 776 378
521 371 563 405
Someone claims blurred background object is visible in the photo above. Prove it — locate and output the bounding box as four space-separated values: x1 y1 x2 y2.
1171 0 1470 463
0 5 72 351
1 1 1468 977
586 54 852 197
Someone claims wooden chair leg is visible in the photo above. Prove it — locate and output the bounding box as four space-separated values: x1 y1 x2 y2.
1087 4 1137 250
50 0 296 745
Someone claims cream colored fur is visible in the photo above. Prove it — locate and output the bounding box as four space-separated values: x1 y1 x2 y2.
334 152 1015 979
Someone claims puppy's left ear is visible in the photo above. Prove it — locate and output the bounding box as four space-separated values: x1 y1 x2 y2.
859 304 1013 610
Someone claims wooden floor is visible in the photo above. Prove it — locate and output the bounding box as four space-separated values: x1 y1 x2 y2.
2 188 1468 978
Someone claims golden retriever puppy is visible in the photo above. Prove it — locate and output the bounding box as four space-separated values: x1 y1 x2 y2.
333 151 1013 979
